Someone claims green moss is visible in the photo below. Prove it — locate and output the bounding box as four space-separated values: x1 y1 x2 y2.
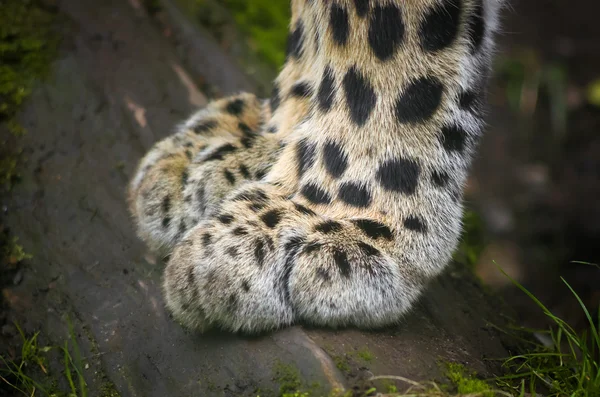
385 383 398 393
220 0 290 69
0 152 20 191
273 361 303 396
444 362 494 397
2 235 33 267
333 355 351 373
0 0 59 128
100 381 122 397
355 348 374 363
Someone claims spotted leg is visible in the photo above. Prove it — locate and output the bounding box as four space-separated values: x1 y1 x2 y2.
162 0 503 333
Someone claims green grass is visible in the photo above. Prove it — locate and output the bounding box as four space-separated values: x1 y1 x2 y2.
0 321 89 397
495 267 599 397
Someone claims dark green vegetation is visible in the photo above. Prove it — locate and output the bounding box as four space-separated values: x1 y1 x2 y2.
1 0 59 272
0 321 121 397
0 0 59 135
1 0 60 393
219 0 290 70
497 272 599 397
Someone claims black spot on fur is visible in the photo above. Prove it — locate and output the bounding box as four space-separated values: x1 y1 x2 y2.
317 66 335 112
185 150 192 160
184 142 193 148
440 125 467 153
224 169 236 185
357 241 380 257
242 280 251 292
193 119 217 134
204 143 237 162
162 216 171 228
316 268 331 282
261 209 283 228
233 226 247 236
184 195 192 203
233 188 268 203
301 183 332 205
351 219 394 240
239 164 251 179
196 185 206 213
226 98 245 116
265 235 275 251
420 0 462 52
187 267 195 286
181 170 188 185
343 66 376 126
267 125 278 134
330 4 349 46
255 167 268 180
162 195 171 213
404 215 427 233
227 293 238 312
467 0 485 53
376 158 421 195
271 83 281 112
315 220 343 234
282 236 305 305
368 5 404 61
201 232 211 248
304 241 323 254
254 239 266 267
226 246 239 258
333 249 351 278
338 182 372 208
286 20 304 59
178 219 187 235
206 269 217 286
459 90 481 114
291 81 313 98
395 76 443 124
431 170 450 187
296 138 317 177
354 0 369 17
218 214 234 225
240 135 255 149
249 201 266 212
238 122 252 136
294 202 316 216
323 140 348 179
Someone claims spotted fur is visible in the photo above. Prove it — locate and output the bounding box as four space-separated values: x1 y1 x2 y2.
129 0 504 333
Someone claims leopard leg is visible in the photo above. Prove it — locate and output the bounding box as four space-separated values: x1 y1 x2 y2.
163 0 504 333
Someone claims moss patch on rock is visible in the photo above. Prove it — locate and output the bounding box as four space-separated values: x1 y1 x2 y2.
444 362 495 397
0 0 59 128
